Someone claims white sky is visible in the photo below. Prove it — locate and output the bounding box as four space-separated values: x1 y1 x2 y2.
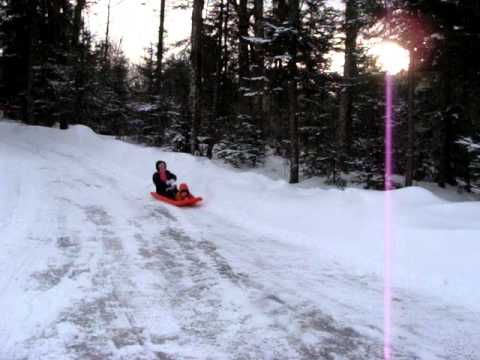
88 0 191 63
88 0 342 64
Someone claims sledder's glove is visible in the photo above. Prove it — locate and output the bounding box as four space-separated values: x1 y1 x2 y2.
166 179 177 190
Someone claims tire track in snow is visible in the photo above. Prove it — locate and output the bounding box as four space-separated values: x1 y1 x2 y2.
168 211 387 359
177 207 480 359
0 141 158 359
20 144 385 359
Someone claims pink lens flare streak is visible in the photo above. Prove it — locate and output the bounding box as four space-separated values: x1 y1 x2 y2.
384 73 393 360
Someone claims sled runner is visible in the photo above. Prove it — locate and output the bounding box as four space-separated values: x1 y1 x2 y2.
150 192 203 207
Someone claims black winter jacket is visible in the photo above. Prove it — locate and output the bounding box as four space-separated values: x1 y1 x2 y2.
153 170 177 197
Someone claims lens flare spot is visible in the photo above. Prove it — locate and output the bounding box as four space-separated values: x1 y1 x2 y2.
370 41 410 75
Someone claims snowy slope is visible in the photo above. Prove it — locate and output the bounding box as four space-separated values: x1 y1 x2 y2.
0 119 479 360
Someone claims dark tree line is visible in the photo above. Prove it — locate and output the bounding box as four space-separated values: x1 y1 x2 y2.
1 0 479 192
0 0 130 133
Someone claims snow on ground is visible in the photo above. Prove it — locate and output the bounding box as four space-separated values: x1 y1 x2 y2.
0 119 479 360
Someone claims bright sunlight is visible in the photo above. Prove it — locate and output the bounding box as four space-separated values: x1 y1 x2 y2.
369 41 410 75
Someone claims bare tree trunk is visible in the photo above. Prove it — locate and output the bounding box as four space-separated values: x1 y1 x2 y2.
437 57 456 188
190 0 205 154
208 0 225 159
72 0 87 128
336 0 358 173
72 0 86 49
48 0 61 45
439 115 455 188
148 44 155 93
222 0 230 76
104 0 111 66
238 0 249 83
253 0 265 131
405 48 416 186
288 0 299 184
273 0 287 23
23 0 36 124
268 0 287 149
155 0 166 92
238 0 249 113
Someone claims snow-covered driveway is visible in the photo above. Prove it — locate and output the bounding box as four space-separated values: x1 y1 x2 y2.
1 121 479 359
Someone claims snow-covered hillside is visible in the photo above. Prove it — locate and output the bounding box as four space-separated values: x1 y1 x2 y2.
1 119 479 359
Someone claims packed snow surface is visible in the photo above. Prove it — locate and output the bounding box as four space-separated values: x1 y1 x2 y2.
1 120 479 359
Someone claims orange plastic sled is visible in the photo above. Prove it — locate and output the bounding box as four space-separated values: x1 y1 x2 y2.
150 192 203 207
